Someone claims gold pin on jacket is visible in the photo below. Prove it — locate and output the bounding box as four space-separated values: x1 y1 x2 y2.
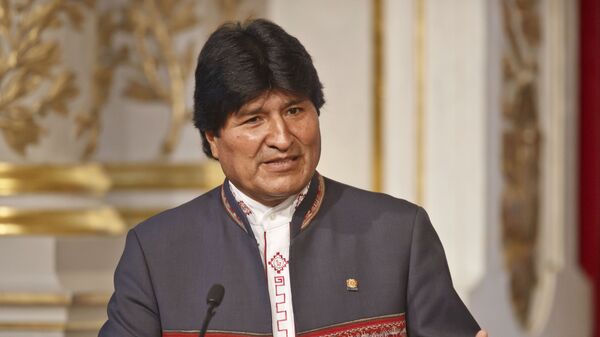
346 278 359 291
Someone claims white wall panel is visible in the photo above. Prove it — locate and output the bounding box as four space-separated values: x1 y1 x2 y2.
422 0 487 299
382 0 417 201
268 0 372 190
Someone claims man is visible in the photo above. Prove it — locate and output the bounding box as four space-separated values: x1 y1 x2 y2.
100 19 487 337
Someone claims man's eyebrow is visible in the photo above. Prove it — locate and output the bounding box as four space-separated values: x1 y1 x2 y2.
236 106 261 116
236 97 307 116
283 98 306 108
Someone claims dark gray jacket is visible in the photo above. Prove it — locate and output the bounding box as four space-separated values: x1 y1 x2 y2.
99 174 479 337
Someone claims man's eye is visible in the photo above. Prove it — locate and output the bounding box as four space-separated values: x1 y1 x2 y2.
287 107 302 115
244 117 260 124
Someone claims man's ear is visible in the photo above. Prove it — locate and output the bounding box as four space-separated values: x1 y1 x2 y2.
205 131 219 159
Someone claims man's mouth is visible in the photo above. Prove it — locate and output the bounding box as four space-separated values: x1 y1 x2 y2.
263 156 299 170
265 156 297 164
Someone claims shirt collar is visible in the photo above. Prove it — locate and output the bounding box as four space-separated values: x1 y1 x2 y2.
220 173 325 241
228 181 309 228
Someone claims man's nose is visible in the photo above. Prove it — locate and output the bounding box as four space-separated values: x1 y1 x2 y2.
265 116 293 150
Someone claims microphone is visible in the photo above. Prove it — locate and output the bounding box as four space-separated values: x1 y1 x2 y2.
199 284 225 337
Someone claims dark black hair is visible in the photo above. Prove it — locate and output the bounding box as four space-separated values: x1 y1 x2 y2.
193 19 325 159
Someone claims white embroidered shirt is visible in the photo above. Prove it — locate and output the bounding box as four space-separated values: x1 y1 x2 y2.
229 182 308 337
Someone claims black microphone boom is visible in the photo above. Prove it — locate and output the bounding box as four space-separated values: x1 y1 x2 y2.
199 284 225 337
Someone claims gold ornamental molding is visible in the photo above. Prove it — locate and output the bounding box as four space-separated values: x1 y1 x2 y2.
0 163 111 195
0 321 104 332
0 291 110 332
72 291 112 306
0 292 70 306
119 207 167 228
414 0 426 205
0 0 90 156
104 161 224 191
79 1 251 159
501 0 542 329
0 291 111 307
0 206 126 235
371 0 384 192
82 0 203 158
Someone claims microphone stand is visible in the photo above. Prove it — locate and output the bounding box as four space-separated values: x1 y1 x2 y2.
199 284 225 337
199 302 218 337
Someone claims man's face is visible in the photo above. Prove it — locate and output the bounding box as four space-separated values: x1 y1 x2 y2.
206 90 321 207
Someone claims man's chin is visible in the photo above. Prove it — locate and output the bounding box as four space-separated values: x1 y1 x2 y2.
259 180 309 200
263 184 304 199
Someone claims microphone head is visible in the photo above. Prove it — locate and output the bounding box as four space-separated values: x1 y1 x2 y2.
206 284 225 307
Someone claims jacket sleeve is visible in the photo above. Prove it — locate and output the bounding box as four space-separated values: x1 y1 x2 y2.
99 229 161 337
406 207 480 337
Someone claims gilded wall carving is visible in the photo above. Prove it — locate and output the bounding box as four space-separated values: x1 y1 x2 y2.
77 0 263 160
77 0 200 159
0 0 90 156
1 0 263 161
74 4 126 160
500 0 542 328
0 0 261 238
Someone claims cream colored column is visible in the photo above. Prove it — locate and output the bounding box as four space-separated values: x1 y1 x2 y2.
382 0 417 200
382 0 486 301
421 0 487 300
471 0 591 336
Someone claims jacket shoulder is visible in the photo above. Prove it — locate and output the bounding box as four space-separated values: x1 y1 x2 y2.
322 176 421 216
131 185 223 241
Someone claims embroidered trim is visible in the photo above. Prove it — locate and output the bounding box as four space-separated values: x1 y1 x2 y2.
297 313 406 337
220 173 325 234
300 174 325 230
162 313 405 337
273 276 289 337
163 331 272 337
221 186 245 231
294 191 307 209
268 252 288 274
238 200 253 215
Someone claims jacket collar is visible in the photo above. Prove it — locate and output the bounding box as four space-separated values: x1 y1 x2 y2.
220 173 325 241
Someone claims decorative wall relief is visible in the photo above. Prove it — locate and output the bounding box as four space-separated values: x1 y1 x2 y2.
500 0 542 329
0 0 263 233
75 4 127 160
98 0 198 158
75 0 264 161
0 0 90 156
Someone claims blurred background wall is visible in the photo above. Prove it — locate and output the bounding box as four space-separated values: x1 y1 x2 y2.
0 0 597 336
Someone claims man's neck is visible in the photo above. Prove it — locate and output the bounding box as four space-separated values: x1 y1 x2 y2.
228 181 298 212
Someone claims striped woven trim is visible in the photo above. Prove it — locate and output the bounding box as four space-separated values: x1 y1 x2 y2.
163 330 271 337
300 174 325 230
220 185 245 231
163 313 406 337
220 173 325 233
297 313 406 337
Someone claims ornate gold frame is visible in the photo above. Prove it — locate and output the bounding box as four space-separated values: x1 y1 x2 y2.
104 161 224 191
0 291 110 331
0 163 111 195
0 321 104 332
118 207 168 227
0 291 111 306
0 207 125 235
